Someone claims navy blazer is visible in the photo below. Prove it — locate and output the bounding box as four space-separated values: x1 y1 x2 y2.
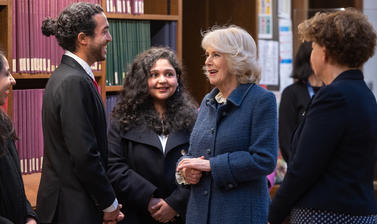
269 70 377 223
37 55 116 223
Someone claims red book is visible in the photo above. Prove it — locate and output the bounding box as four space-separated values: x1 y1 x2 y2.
12 90 21 172
12 0 17 73
25 89 31 173
37 89 44 171
30 0 35 73
25 0 30 73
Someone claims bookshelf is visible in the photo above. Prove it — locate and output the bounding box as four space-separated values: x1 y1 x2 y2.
0 0 183 208
5 0 183 111
102 0 182 94
0 0 8 6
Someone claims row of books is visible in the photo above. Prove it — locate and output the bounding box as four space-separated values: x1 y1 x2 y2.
106 20 151 86
106 0 144 14
106 20 177 86
12 0 101 74
12 89 44 174
105 94 119 128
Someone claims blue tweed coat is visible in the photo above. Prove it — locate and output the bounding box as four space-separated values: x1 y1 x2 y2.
185 83 278 224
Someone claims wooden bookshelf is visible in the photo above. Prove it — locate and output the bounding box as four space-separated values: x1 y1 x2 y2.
106 13 179 21
0 0 8 6
13 73 51 79
105 85 123 92
103 0 183 93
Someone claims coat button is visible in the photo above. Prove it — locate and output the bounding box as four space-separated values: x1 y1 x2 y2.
206 148 211 155
210 128 215 134
203 190 208 195
180 149 186 156
228 183 234 188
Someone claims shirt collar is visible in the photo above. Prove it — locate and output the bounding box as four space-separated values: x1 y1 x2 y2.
215 92 227 104
64 51 95 81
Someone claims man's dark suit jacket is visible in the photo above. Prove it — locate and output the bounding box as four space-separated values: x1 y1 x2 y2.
36 55 116 223
269 70 377 223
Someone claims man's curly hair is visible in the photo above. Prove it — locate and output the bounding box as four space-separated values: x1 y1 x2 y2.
41 2 103 52
298 8 377 68
112 47 198 135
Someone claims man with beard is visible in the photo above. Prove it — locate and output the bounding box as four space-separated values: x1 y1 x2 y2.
36 3 124 223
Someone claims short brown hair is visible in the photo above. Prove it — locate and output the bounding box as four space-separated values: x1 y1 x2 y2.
298 8 377 67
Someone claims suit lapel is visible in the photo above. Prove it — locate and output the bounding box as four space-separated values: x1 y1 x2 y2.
60 55 104 107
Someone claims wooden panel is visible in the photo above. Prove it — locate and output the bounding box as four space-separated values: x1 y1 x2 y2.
143 0 178 15
182 0 258 103
292 0 309 57
13 73 51 79
207 0 257 38
0 0 8 6
106 85 123 92
354 0 363 10
182 0 211 103
144 0 168 15
6 0 11 61
310 0 361 9
171 0 178 15
105 13 179 21
0 6 7 54
23 173 41 209
176 0 182 60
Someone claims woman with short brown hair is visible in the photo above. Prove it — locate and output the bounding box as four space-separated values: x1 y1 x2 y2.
269 9 377 224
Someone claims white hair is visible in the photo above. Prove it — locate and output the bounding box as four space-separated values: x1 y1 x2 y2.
201 25 261 84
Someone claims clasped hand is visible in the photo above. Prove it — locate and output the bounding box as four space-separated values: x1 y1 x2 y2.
176 156 210 184
102 204 124 224
148 198 177 223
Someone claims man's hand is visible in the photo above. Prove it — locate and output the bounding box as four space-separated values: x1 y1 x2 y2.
103 204 124 224
150 199 177 223
25 217 37 224
148 197 161 215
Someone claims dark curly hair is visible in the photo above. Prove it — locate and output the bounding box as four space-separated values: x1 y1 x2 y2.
291 41 313 84
298 8 377 67
0 53 17 156
41 2 103 52
112 47 198 135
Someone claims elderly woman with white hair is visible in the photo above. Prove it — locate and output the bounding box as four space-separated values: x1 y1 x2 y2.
176 25 278 224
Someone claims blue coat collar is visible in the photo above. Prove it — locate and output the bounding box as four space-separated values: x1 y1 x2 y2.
206 83 255 108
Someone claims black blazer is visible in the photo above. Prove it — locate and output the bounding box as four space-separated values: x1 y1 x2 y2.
107 120 190 224
269 70 377 223
279 82 311 163
36 55 116 223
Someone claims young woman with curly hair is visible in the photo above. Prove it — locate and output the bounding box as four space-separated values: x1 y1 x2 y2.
107 47 198 224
